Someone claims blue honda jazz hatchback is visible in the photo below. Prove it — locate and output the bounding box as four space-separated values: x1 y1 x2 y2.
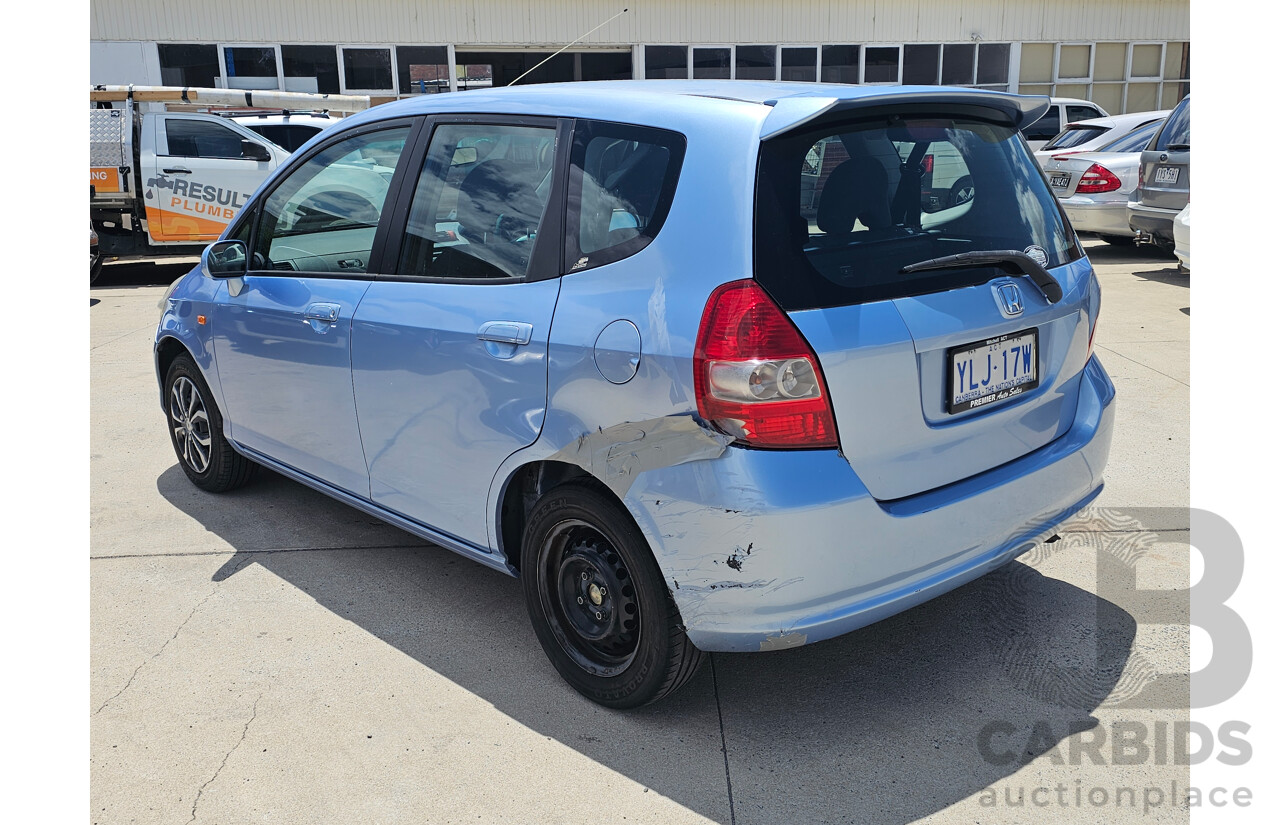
156 80 1114 707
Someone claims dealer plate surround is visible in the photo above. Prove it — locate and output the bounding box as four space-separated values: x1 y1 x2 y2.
947 329 1039 414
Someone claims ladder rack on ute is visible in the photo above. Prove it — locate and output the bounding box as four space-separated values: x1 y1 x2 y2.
90 85 385 113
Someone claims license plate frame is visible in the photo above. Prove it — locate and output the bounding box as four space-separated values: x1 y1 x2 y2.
1049 173 1071 189
946 329 1040 414
1154 166 1180 185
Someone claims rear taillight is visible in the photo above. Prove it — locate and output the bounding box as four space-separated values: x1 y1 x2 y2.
1076 163 1122 194
922 154 934 173
694 280 838 449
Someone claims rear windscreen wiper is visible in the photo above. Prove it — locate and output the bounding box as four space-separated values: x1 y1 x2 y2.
900 250 1063 304
1167 143 1190 151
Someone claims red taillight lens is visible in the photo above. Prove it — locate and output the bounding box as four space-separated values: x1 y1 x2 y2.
922 154 934 174
1076 163 1122 194
694 280 838 448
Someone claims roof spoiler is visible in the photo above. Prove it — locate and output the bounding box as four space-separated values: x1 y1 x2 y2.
759 91 1051 140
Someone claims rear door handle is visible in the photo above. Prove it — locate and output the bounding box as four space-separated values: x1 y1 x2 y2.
162 167 192 174
477 321 533 345
304 303 341 323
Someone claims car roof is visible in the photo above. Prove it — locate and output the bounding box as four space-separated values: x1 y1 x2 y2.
339 79 1050 138
1065 110 1171 129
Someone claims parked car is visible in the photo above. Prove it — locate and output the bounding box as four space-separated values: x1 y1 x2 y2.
228 111 340 152
156 81 1114 708
1173 203 1190 271
1129 94 1190 254
1033 110 1169 169
1020 97 1110 151
1042 118 1165 245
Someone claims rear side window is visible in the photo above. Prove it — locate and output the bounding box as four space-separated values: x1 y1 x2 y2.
565 120 685 272
1043 125 1107 151
1021 106 1060 141
1101 121 1160 153
397 122 558 280
1066 105 1102 123
756 114 1081 310
1152 96 1190 150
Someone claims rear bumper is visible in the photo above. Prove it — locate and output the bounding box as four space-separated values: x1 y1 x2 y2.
1061 198 1132 236
1127 202 1177 241
625 356 1115 653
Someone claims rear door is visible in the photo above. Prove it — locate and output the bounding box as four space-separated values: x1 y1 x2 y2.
1136 95 1190 212
212 119 420 495
350 116 566 548
756 109 1095 501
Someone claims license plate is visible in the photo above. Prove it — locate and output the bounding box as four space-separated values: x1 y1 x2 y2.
1049 173 1071 189
1154 166 1180 185
947 330 1039 414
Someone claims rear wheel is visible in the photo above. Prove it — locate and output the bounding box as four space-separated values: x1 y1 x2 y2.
164 354 256 492
521 483 705 708
948 176 975 207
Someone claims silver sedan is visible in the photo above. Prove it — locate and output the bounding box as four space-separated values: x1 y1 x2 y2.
1042 119 1162 245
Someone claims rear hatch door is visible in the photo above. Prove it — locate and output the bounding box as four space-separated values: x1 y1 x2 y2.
756 99 1098 501
1135 95 1190 212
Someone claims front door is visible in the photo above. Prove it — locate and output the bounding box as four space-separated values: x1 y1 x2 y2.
212 121 418 495
352 118 565 547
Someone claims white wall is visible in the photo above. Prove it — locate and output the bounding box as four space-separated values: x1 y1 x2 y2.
89 41 159 85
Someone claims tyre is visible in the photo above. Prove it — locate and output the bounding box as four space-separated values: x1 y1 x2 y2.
164 354 256 492
1100 234 1134 246
521 482 705 708
948 176 975 207
90 252 104 285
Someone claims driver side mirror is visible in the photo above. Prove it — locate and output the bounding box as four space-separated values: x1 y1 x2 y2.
241 140 272 162
201 240 248 279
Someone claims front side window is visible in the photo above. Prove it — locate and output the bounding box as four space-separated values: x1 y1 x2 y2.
253 126 411 273
398 123 557 280
566 121 686 272
756 114 1080 310
165 119 248 159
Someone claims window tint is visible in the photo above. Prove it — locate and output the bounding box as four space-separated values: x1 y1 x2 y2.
253 126 410 273
1022 107 1061 140
692 48 731 79
159 44 219 87
282 45 340 94
1101 120 1160 153
1066 105 1102 124
343 48 393 90
1153 96 1190 150
398 123 557 280
821 46 860 84
1043 125 1107 151
781 47 817 82
165 119 247 159
248 124 324 153
756 115 1080 310
645 46 688 79
566 121 686 271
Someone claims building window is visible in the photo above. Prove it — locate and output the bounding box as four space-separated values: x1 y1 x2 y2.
159 44 220 87
282 45 339 94
903 44 941 84
821 45 860 84
864 47 900 83
223 46 279 90
1018 41 1190 115
692 47 731 79
781 47 817 82
736 45 776 80
397 46 450 94
1056 44 1092 81
342 47 394 92
645 45 688 79
939 44 973 85
975 43 1010 87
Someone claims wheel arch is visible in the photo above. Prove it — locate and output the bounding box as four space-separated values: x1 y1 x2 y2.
495 460 624 575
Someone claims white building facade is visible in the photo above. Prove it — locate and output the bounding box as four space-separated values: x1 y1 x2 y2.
90 0 1190 115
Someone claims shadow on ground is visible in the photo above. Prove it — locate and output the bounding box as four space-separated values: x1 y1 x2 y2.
158 464 1137 824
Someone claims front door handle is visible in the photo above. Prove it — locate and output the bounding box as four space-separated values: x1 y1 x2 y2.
477 321 533 346
305 303 341 322
162 167 192 174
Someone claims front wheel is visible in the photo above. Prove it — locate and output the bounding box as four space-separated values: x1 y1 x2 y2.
521 483 705 708
164 354 256 492
948 176 975 207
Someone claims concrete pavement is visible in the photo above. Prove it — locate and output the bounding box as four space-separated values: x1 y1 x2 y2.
90 238 1191 824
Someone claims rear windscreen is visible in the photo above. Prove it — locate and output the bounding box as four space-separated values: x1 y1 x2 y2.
1043 125 1107 150
755 114 1083 310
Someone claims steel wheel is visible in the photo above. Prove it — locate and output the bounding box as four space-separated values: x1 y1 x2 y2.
169 375 212 474
521 482 705 708
538 518 641 676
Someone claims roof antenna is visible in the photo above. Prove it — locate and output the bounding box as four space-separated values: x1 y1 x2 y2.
508 7 629 86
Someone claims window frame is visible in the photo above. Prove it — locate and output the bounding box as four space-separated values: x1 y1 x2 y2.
562 118 688 276
376 114 571 285
233 115 427 280
862 45 903 85
159 116 257 160
219 43 284 90
338 44 397 95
